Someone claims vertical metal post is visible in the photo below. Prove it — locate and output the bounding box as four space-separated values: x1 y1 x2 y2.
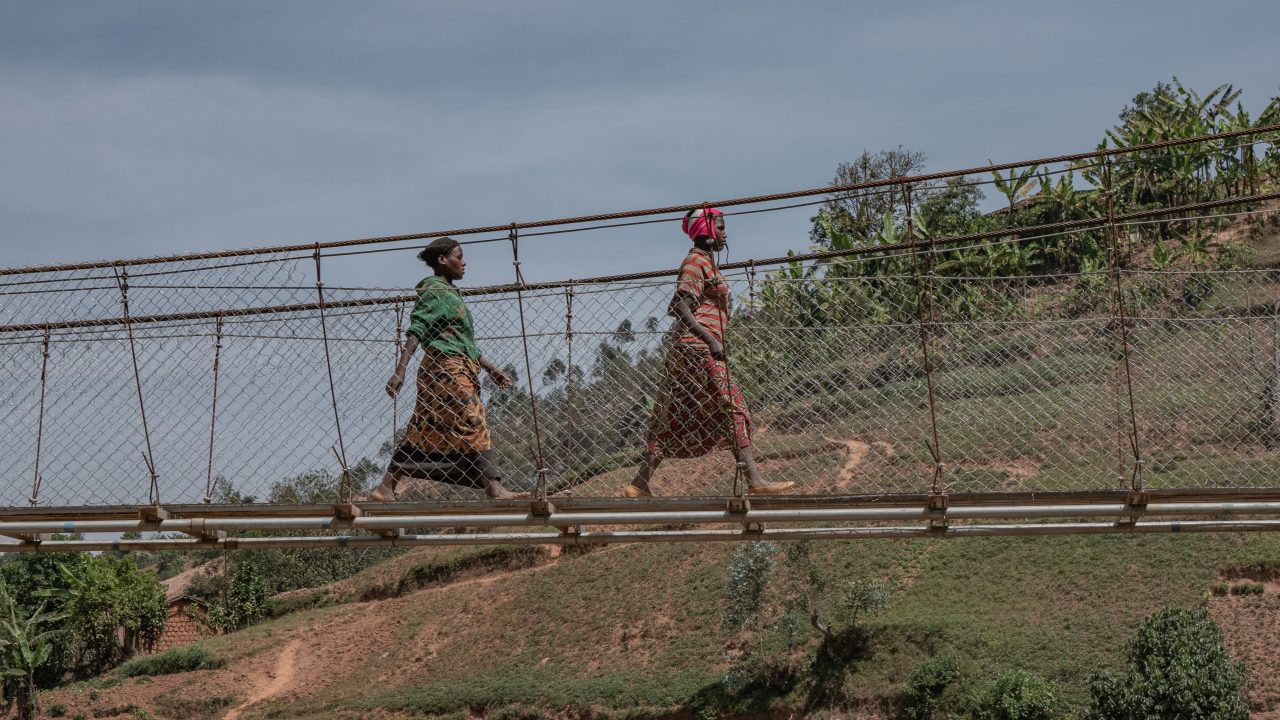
1103 160 1145 490
313 245 352 501
563 283 576 493
115 268 160 505
203 315 224 504
391 301 405 448
29 326 51 506
509 225 549 499
907 185 945 494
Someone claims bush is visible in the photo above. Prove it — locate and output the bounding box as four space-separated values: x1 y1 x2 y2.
48 704 67 717
902 655 959 720
1083 607 1248 720
720 542 779 634
1228 582 1263 596
969 670 1060 720
205 558 271 632
117 646 226 677
1210 582 1229 596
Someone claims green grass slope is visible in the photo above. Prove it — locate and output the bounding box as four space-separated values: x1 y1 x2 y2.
47 531 1272 720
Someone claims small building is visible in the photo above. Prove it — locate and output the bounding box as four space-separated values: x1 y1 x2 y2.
152 595 219 652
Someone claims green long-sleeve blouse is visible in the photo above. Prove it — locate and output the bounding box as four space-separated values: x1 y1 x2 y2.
405 275 481 360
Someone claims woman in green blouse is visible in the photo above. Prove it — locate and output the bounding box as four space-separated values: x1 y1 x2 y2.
369 237 525 500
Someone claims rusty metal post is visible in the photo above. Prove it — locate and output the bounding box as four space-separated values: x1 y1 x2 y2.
313 246 352 501
391 301 405 448
29 326 51 506
203 315 224 503
115 268 160 505
563 283 577 493
906 185 945 494
1103 159 1145 490
509 225 549 499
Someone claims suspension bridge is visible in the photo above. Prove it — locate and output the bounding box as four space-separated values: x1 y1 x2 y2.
5 125 1280 552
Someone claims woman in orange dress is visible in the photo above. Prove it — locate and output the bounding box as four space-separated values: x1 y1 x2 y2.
625 208 793 497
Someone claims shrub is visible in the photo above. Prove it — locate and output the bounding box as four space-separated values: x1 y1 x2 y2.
969 670 1060 720
720 542 779 634
1210 582 1229 596
1083 607 1247 720
1228 581 1264 596
205 558 271 632
48 704 67 717
117 646 226 677
153 691 235 719
902 655 959 720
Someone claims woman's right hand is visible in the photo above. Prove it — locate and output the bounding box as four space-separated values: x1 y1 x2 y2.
705 337 725 361
385 371 405 398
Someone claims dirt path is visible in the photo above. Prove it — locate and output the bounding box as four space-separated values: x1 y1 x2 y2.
827 437 895 488
224 639 300 720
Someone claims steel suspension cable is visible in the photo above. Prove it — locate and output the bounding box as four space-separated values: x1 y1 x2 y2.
114 268 161 504
313 246 352 501
29 326 51 506
3 190 1278 337
509 226 549 498
203 315 224 504
1102 160 1146 490
3 124 1277 279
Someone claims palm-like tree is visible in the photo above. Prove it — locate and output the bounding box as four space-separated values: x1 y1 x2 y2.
0 580 64 720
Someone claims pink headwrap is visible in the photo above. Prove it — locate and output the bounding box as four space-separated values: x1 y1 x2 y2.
682 207 724 242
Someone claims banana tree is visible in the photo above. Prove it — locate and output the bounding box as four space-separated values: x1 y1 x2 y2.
0 581 64 720
990 162 1040 225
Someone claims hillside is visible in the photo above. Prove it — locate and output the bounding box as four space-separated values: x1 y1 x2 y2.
29 528 1280 720
19 202 1280 720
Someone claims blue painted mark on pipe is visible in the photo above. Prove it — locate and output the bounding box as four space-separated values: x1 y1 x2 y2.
64 522 73 533
322 518 331 530
1171 522 1181 533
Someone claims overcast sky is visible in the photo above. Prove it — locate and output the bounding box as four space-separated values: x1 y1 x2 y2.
2 0 1278 288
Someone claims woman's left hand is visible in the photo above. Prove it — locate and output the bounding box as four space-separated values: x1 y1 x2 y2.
487 366 514 389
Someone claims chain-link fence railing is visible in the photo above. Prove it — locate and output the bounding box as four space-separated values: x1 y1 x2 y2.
7 248 1280 508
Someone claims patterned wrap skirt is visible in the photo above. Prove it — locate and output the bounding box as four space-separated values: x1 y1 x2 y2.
646 341 753 459
389 350 498 487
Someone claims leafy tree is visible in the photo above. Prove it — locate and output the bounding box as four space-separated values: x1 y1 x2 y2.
40 556 166 678
204 558 271 632
916 177 991 239
810 147 930 250
1083 607 1248 720
0 579 63 720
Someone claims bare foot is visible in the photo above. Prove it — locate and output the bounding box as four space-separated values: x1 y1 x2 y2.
484 480 529 500
747 480 795 496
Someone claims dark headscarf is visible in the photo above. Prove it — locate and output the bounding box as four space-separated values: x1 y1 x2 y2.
417 237 460 269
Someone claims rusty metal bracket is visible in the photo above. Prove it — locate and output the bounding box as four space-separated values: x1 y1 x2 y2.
1119 490 1149 525
1 532 49 544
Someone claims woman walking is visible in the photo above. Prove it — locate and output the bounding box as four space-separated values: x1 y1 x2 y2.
625 208 794 497
369 237 526 501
